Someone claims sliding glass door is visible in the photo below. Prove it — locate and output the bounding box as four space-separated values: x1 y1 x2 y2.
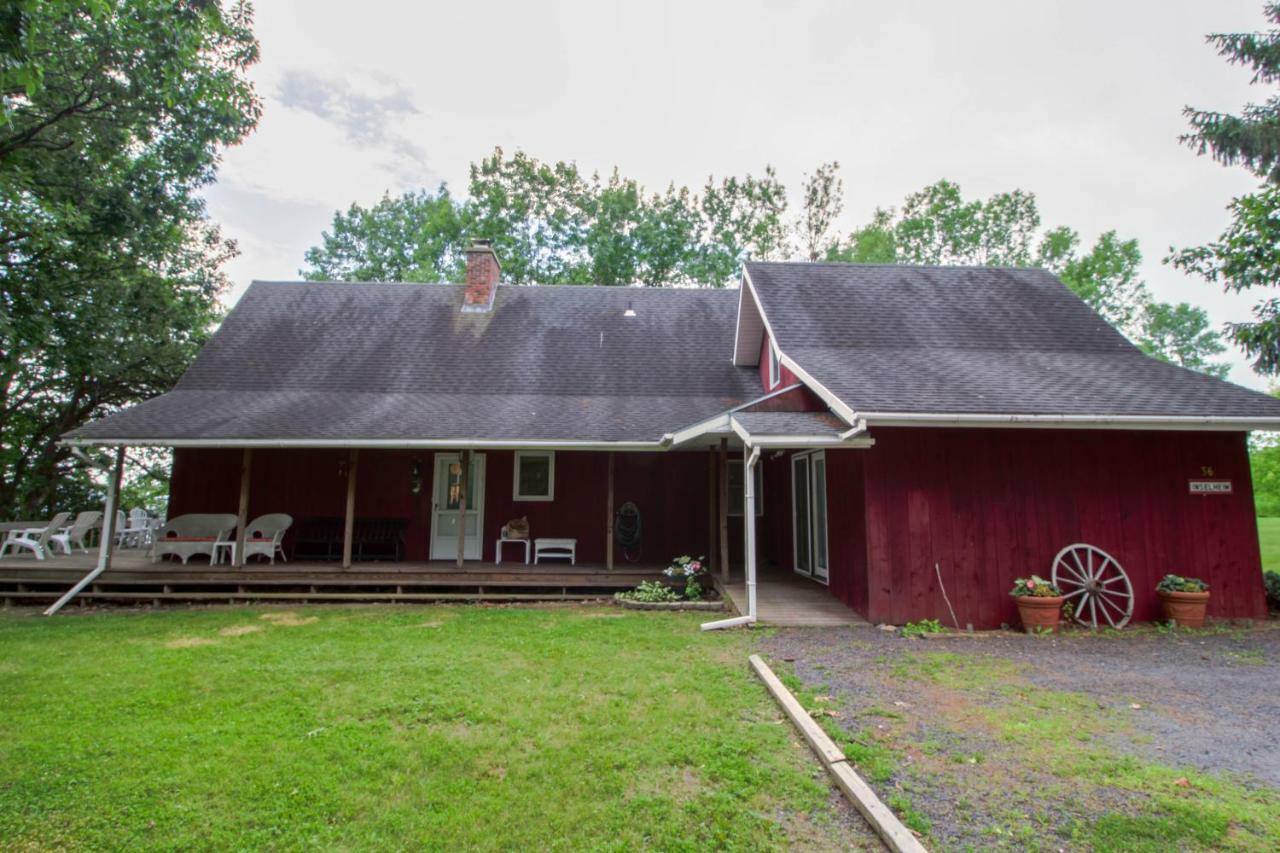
791 451 829 583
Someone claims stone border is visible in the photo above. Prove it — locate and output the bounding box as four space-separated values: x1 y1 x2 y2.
614 597 726 612
749 654 928 853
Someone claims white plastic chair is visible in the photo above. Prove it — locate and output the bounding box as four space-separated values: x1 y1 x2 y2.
50 511 103 555
0 512 73 560
117 509 152 549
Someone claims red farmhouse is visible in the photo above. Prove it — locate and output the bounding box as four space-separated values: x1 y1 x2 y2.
63 243 1280 627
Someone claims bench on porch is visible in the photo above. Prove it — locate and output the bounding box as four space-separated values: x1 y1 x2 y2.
533 538 577 565
292 516 407 562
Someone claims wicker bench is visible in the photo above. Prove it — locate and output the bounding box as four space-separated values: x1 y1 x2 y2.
152 514 238 564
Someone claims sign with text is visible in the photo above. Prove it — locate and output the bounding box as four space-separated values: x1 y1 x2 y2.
1188 479 1233 495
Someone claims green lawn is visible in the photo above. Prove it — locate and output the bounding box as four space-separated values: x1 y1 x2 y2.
1259 516 1280 574
0 606 857 850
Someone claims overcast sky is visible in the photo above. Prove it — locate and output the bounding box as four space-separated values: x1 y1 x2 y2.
204 0 1273 388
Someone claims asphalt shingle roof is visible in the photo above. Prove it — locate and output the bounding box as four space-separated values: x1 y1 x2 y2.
745 262 1280 419
730 411 844 438
70 282 759 443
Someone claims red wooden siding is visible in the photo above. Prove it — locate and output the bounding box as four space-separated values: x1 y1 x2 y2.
758 332 800 392
168 448 725 565
825 428 1267 628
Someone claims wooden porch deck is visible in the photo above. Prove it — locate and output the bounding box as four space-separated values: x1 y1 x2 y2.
0 550 667 606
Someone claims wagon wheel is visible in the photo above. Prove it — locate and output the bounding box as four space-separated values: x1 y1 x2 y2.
1050 544 1134 630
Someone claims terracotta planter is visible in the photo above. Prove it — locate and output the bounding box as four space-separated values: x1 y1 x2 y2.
1159 590 1210 628
1014 595 1064 633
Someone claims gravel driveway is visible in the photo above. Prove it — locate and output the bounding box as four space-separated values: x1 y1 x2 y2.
760 621 1280 850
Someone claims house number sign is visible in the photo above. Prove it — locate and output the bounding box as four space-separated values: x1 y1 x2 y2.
1188 479 1233 495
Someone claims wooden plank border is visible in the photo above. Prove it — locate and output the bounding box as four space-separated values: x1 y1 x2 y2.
748 654 927 853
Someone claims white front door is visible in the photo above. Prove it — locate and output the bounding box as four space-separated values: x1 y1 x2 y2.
791 450 829 583
430 453 485 560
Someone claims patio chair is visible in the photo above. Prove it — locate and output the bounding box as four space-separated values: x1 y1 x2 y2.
114 510 142 548
217 513 292 565
0 512 73 560
118 508 153 549
152 513 238 565
49 511 103 555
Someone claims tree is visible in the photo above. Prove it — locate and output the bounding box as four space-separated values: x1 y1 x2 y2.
1170 4 1280 374
797 162 844 261
1049 229 1150 339
302 148 793 288
0 1 260 518
1139 302 1232 378
303 187 469 283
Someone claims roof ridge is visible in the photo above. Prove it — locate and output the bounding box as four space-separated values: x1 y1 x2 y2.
248 279 740 293
746 260 1053 273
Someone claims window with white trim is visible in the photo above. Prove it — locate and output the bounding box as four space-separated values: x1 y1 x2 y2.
768 340 781 388
513 451 555 501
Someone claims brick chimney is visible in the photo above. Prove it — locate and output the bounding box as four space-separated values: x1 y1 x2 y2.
462 239 500 312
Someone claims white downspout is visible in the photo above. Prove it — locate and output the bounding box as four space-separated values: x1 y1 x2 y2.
45 446 125 616
702 444 761 631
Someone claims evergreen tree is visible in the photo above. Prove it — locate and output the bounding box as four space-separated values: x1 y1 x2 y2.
1170 4 1280 373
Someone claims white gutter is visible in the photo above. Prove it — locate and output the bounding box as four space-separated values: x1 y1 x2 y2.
839 418 869 440
856 412 1280 431
702 444 761 631
62 437 667 450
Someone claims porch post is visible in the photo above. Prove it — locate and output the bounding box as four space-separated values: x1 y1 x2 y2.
699 444 759 631
44 446 125 616
707 446 717 574
342 449 359 568
718 437 729 583
233 447 252 568
456 449 470 568
606 452 615 570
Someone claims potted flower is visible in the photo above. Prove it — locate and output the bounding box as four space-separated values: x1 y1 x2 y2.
664 555 707 600
1009 575 1065 633
1156 574 1210 628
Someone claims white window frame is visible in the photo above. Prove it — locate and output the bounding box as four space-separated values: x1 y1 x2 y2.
513 450 555 501
767 340 781 389
727 458 764 517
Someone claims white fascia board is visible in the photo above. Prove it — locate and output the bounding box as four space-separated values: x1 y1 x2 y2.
61 437 667 450
858 412 1280 431
665 383 811 448
732 271 767 366
774 352 858 426
666 413 733 447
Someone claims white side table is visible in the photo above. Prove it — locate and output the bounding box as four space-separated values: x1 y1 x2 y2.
211 540 236 566
495 537 530 565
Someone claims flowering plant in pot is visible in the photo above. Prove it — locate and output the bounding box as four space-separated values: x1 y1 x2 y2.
664 555 708 600
1009 575 1065 633
1156 574 1210 628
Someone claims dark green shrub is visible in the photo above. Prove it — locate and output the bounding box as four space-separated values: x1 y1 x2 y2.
1264 570 1280 610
